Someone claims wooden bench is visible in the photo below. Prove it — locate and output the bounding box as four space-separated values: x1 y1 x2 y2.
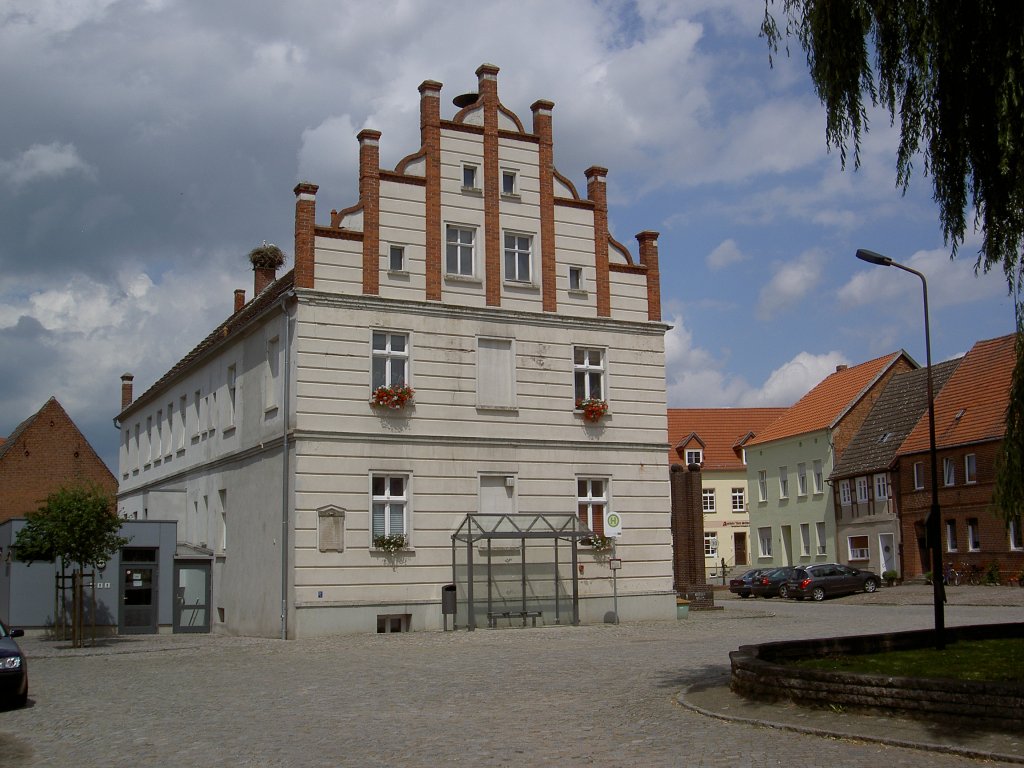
487 610 543 628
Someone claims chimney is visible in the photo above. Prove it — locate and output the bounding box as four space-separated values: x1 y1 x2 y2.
836 364 848 372
120 373 134 411
234 289 246 313
294 182 318 289
532 99 556 313
357 129 382 296
249 241 284 296
586 166 611 317
254 266 275 296
419 80 442 301
636 231 661 322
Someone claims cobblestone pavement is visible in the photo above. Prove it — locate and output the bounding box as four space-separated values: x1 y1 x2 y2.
2 585 1022 767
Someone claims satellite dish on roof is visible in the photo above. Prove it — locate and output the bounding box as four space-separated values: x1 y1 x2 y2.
453 92 478 108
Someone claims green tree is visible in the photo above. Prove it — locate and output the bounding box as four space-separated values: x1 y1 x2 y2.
762 1 1024 525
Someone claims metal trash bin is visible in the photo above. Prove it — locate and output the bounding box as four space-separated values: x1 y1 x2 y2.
441 584 457 630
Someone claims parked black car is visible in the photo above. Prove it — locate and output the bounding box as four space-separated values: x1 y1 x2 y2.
750 566 796 598
0 618 28 708
786 563 880 601
728 568 766 598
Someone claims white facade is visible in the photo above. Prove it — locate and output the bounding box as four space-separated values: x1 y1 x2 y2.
117 65 675 637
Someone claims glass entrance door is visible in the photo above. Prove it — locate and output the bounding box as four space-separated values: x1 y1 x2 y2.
120 565 158 634
173 561 211 633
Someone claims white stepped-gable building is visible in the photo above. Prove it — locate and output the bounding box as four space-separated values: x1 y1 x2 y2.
116 64 676 637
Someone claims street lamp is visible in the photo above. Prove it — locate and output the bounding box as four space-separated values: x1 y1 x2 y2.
855 248 944 649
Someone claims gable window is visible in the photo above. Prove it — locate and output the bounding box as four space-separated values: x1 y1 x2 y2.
501 169 518 196
476 337 516 409
371 474 408 543
389 245 405 272
461 163 479 190
757 470 767 502
967 518 981 551
568 266 583 291
847 535 870 561
702 488 715 513
577 478 608 538
731 487 745 513
371 331 409 390
943 457 955 486
685 449 703 466
839 479 852 506
797 463 807 496
778 467 788 498
913 461 925 490
800 523 811 556
964 453 977 484
812 460 823 493
445 225 475 276
855 476 869 504
573 347 605 402
945 519 958 552
503 232 532 283
757 527 772 558
815 521 827 555
704 532 718 558
874 473 888 503
1010 517 1023 551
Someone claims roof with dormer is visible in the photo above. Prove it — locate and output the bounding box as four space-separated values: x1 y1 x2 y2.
898 333 1018 456
667 408 788 470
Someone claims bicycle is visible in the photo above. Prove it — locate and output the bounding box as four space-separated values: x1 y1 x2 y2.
961 562 983 585
942 563 961 586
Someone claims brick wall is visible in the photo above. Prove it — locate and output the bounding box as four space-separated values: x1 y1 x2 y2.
0 399 117 523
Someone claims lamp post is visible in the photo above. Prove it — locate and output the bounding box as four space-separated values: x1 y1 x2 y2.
855 249 944 649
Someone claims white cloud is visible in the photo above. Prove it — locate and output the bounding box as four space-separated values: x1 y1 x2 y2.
0 142 95 186
706 238 747 270
757 249 825 320
739 351 848 407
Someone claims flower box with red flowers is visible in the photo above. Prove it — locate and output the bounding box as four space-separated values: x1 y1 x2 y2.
371 384 415 410
575 398 608 422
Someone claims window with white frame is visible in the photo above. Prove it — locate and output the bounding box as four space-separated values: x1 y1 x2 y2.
800 523 811 556
964 453 977 484
757 470 767 502
839 479 852 506
812 459 823 493
685 448 703 466
568 266 583 291
145 416 153 465
967 518 981 551
874 473 888 503
797 463 807 496
476 337 516 409
913 461 925 490
573 347 605 403
1010 517 1023 550
389 244 405 272
848 535 870 561
264 334 280 412
778 467 788 498
178 395 187 450
943 457 955 486
461 163 479 190
815 521 827 555
945 519 958 552
371 474 408 541
445 225 475 276
155 411 162 459
133 423 140 470
501 169 518 196
503 232 532 283
758 527 772 558
704 532 718 558
371 331 409 390
577 478 608 537
226 365 237 427
731 487 745 513
165 403 173 456
702 488 715 513
855 476 870 503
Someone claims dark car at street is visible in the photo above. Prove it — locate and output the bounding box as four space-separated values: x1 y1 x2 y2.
786 563 880 601
728 568 765 598
750 566 795 598
0 618 28 709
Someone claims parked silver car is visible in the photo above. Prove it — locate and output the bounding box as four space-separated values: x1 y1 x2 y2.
785 563 879 601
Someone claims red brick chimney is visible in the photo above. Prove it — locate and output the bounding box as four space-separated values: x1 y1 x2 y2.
586 166 611 317
120 373 134 410
234 289 246 313
636 231 661 322
254 266 276 296
358 129 382 296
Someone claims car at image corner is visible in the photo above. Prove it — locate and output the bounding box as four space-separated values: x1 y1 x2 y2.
786 563 880 601
728 568 766 598
750 566 796 598
0 618 28 709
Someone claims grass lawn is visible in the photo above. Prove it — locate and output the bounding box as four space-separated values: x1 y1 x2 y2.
790 638 1024 684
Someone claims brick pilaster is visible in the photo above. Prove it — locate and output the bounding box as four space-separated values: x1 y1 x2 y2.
120 374 134 411
358 129 382 296
586 166 611 317
636 231 661 321
419 80 443 302
478 63 501 307
293 182 319 290
669 463 716 608
532 99 557 313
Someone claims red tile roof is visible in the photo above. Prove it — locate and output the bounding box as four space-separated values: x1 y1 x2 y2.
747 351 912 446
667 408 788 470
898 333 1018 455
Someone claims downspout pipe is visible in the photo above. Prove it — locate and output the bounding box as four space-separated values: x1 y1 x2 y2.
280 292 293 640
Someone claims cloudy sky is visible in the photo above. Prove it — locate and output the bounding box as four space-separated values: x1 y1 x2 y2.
0 0 1013 472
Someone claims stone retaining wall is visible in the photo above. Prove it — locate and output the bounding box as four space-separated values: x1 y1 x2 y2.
730 623 1024 731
